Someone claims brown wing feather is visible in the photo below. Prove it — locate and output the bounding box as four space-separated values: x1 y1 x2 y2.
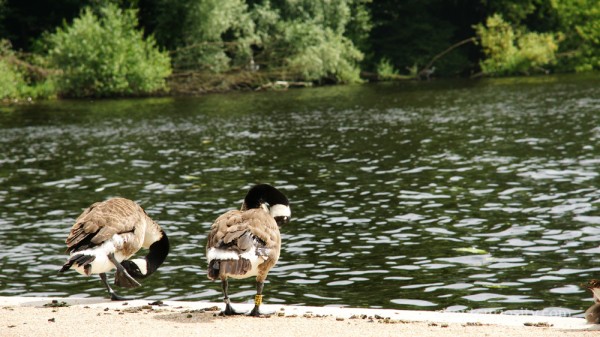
207 208 281 281
207 209 280 253
65 198 144 253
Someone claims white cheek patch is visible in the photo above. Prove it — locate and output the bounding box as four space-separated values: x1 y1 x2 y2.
270 204 291 219
131 258 148 275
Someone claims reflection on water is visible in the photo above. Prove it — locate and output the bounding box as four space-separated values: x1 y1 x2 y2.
1 74 599 316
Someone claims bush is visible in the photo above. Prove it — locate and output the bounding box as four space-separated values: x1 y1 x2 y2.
252 0 364 83
0 58 25 100
161 0 365 84
475 14 558 76
0 39 55 100
44 4 171 97
376 58 399 80
174 0 255 72
282 22 363 83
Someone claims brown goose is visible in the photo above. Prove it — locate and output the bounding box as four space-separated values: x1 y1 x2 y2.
206 184 291 316
585 279 600 324
59 197 169 300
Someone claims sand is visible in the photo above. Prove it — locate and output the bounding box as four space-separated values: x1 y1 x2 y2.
1 297 598 337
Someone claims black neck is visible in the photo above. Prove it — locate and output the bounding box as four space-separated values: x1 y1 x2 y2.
243 184 289 210
145 231 170 276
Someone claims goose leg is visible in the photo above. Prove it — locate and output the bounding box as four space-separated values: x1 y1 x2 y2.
221 278 243 315
248 281 272 317
108 253 141 288
100 273 129 301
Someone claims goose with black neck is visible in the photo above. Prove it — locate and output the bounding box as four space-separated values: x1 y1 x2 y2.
206 183 291 316
59 197 169 300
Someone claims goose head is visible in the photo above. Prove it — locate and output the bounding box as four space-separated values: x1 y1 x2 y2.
242 184 291 226
121 259 148 278
121 229 169 279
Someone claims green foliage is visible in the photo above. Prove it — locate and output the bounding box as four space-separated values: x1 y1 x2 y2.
475 14 558 75
174 0 255 72
253 0 365 83
282 22 363 83
549 0 600 72
2 0 598 98
345 0 373 53
0 39 55 100
0 58 25 100
376 58 399 80
166 0 365 83
485 0 540 24
44 4 171 97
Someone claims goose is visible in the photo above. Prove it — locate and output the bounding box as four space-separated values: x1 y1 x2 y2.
59 197 169 300
585 279 600 323
206 184 291 316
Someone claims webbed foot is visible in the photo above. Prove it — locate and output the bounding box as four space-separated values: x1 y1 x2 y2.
222 302 244 316
248 305 273 317
110 292 133 301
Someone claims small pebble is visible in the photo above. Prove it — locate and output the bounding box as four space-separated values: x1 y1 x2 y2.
148 300 165 306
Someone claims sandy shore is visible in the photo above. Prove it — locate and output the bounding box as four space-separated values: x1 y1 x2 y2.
1 296 598 337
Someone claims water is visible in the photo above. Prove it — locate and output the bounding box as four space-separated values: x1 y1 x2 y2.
1 74 599 316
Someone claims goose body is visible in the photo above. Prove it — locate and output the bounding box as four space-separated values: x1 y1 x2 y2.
207 208 281 280
585 279 600 324
59 197 169 300
206 184 290 316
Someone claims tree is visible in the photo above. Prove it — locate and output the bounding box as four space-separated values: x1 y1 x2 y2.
549 0 600 72
367 0 481 76
0 0 91 51
175 0 255 72
252 0 366 83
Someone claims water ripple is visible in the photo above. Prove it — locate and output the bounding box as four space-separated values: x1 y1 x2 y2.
1 76 599 313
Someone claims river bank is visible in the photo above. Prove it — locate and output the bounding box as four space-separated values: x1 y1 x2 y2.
0 297 597 337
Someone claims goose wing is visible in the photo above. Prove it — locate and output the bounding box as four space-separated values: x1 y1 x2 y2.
65 198 143 254
207 209 280 256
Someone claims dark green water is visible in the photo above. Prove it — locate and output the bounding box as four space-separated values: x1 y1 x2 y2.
1 74 600 316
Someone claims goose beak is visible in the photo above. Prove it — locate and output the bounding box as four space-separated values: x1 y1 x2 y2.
274 216 289 226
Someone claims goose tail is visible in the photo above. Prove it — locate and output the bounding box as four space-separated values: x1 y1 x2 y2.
59 254 96 274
